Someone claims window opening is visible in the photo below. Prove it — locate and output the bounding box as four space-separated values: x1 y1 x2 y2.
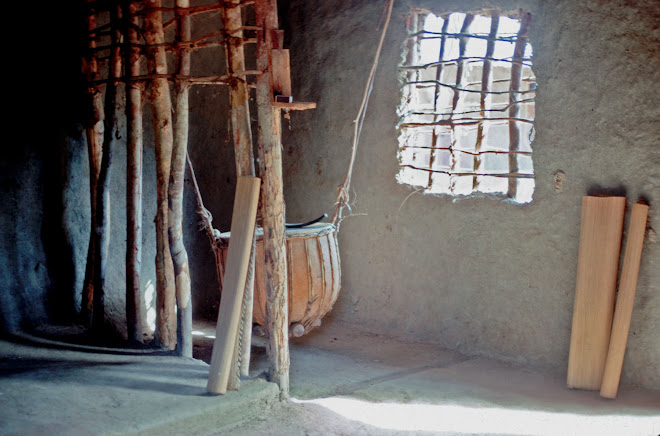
397 11 536 203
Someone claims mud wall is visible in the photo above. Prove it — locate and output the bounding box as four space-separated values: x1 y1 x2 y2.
280 0 659 389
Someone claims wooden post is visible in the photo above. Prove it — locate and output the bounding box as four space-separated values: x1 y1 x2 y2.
92 3 122 333
207 177 261 395
123 0 144 344
222 0 257 381
600 203 649 399
168 0 193 358
255 0 290 399
145 0 177 350
81 0 104 328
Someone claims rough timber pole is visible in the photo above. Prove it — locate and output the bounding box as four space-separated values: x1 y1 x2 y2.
170 0 193 357
81 0 104 327
254 0 290 398
145 0 177 349
123 0 144 344
222 0 256 383
92 3 122 333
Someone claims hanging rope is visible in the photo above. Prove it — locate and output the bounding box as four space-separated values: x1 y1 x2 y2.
331 0 394 227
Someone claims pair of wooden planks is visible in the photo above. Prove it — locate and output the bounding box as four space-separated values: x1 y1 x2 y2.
567 196 649 399
207 176 261 395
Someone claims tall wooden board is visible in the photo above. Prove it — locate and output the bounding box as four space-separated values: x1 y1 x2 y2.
600 203 649 399
207 176 261 395
567 196 626 390
270 49 291 96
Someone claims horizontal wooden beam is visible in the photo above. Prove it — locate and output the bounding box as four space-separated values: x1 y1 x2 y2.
272 101 316 110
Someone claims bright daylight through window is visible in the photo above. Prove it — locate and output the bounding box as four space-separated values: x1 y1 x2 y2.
398 11 536 203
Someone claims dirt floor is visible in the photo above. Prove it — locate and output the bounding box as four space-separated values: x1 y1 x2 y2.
1 319 659 435
194 319 660 436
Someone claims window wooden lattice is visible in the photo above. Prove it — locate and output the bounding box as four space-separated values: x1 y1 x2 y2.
398 11 536 203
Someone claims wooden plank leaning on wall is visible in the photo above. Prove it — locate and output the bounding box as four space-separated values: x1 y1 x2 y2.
567 196 626 390
601 203 649 399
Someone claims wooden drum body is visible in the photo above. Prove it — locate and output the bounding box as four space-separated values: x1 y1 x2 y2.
218 222 341 336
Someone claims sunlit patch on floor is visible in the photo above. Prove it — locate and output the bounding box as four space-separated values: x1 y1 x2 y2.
292 397 660 436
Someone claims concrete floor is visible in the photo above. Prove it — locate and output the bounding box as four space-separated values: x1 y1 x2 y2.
1 320 659 435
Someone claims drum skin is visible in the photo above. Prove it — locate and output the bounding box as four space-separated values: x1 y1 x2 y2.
218 223 341 335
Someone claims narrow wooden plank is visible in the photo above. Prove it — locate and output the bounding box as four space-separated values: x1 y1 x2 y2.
317 234 334 317
253 241 266 326
567 196 626 390
270 49 292 96
289 238 309 323
207 176 261 395
271 101 316 110
327 232 341 306
301 237 323 327
600 203 649 399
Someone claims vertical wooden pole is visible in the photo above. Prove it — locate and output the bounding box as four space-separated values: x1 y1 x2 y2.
170 0 193 357
145 0 177 350
507 12 531 199
473 14 499 191
600 203 649 399
81 0 104 327
92 3 123 333
448 14 473 194
123 0 144 344
428 17 449 191
255 0 290 399
223 0 256 178
222 0 257 383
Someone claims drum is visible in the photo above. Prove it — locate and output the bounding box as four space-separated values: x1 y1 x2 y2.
218 222 341 336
